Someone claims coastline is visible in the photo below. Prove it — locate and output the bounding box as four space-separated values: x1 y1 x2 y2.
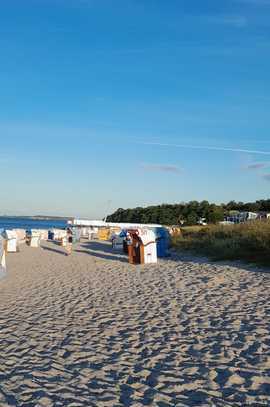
0 215 71 221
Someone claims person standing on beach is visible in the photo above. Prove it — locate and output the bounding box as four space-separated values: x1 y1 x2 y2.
66 229 73 256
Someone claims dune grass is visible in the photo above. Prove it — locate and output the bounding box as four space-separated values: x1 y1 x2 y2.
172 220 270 267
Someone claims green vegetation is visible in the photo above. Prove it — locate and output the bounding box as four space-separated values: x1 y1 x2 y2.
107 199 270 226
173 220 270 266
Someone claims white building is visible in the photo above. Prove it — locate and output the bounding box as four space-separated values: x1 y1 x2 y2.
226 212 258 224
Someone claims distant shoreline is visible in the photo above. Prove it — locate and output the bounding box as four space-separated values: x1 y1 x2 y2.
0 216 72 221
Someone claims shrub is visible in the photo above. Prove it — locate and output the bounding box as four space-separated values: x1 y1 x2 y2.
173 220 270 266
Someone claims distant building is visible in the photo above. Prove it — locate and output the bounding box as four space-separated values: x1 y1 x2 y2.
197 218 207 226
257 212 270 220
219 220 234 225
225 211 258 224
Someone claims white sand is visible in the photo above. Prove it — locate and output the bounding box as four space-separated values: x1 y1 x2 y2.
0 240 269 406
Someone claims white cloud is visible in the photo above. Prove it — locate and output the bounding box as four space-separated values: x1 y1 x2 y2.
140 163 181 174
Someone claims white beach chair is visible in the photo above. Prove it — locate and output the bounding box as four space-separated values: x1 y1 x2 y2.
0 235 7 275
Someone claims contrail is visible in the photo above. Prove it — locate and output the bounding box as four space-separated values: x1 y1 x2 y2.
141 142 270 156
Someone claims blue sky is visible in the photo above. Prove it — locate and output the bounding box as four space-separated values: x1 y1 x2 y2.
0 0 270 218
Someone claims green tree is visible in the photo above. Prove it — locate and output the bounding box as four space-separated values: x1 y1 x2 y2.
185 212 198 226
207 206 224 224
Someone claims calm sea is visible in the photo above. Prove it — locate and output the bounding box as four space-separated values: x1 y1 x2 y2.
0 217 68 231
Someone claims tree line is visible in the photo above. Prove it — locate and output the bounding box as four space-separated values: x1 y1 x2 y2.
106 199 270 226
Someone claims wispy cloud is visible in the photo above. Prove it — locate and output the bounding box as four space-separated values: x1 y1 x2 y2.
262 174 270 181
141 142 270 156
208 15 248 28
246 162 270 169
140 163 181 174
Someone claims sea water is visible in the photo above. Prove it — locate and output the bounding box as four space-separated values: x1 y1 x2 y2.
0 217 68 231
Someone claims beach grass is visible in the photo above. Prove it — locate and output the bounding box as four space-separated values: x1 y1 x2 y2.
173 220 270 266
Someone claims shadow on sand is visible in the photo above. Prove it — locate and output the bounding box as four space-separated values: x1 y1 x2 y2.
76 249 128 263
76 241 128 263
42 245 67 256
169 249 270 274
81 241 118 253
41 239 268 274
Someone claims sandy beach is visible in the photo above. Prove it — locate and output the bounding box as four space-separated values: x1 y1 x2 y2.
0 240 270 406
